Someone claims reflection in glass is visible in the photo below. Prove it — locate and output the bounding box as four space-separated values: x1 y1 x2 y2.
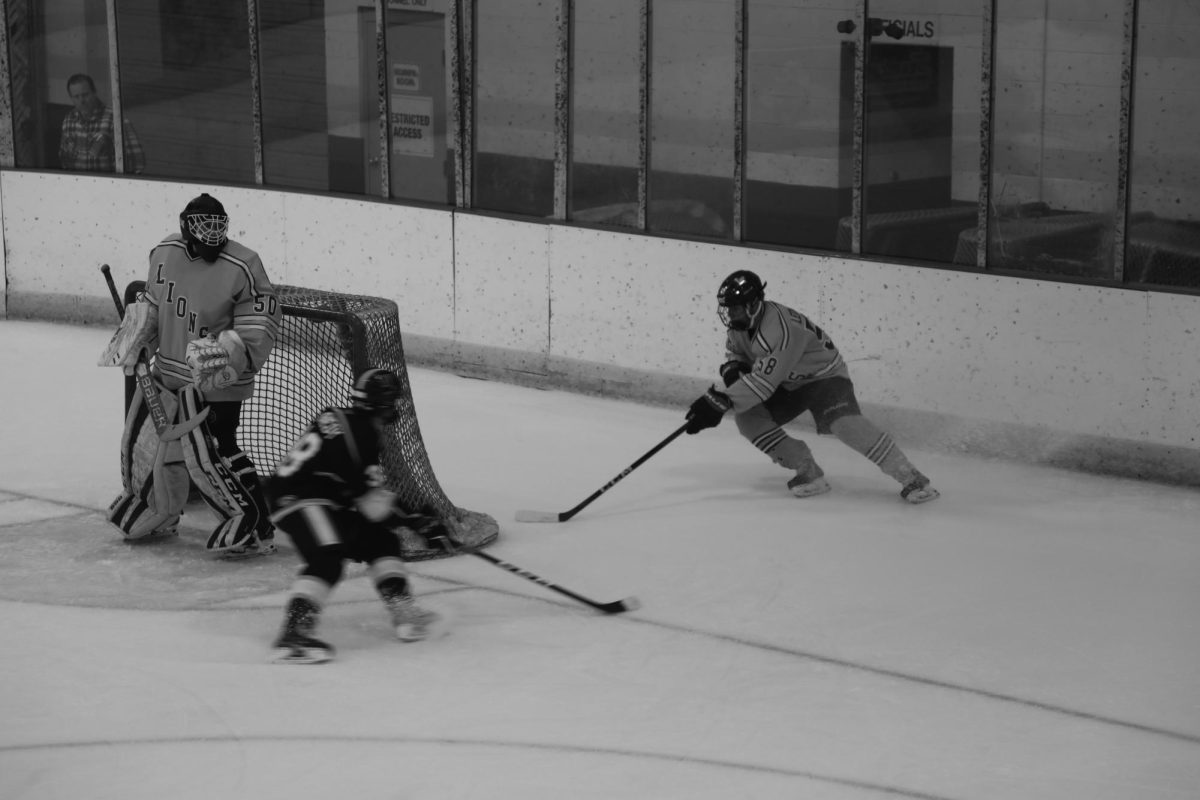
1127 1 1200 289
112 0 253 183
259 0 337 191
569 1 640 228
385 6 454 205
989 2 1123 279
648 1 733 238
8 2 115 171
473 0 556 216
859 4 982 265
745 0 854 250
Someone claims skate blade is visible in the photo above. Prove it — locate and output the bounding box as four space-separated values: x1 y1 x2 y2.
220 541 278 560
395 615 450 643
904 488 940 505
271 646 333 665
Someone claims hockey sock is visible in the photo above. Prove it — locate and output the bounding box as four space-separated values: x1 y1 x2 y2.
290 575 332 609
829 415 920 484
370 558 411 599
755 429 824 481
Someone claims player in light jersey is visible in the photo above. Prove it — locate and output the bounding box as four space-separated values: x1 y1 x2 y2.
141 193 281 554
265 368 451 664
684 270 939 504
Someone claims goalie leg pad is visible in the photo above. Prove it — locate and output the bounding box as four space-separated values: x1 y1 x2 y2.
107 379 189 539
177 386 260 551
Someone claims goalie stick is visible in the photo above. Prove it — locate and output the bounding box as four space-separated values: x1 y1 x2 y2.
515 423 689 523
100 264 209 441
470 549 640 614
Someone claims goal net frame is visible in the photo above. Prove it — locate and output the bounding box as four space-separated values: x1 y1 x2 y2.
125 280 498 560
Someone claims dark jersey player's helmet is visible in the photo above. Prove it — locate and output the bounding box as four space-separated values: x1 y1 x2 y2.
352 368 403 424
717 270 767 331
179 193 229 263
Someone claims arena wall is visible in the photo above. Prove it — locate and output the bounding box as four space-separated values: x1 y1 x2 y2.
4 171 1198 485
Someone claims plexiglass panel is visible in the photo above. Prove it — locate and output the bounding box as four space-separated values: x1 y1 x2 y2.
385 5 454 205
115 0 254 183
990 0 1124 279
648 0 734 238
473 0 557 215
7 2 125 172
745 0 855 250
860 2 984 265
569 0 640 228
259 0 360 193
1126 1 1200 288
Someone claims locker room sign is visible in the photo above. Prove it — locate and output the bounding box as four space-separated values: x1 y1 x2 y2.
390 95 435 158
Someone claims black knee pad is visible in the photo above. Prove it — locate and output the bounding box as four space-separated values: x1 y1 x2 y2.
304 547 346 586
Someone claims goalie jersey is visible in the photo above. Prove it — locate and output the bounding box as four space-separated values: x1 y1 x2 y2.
722 300 850 413
266 407 387 522
144 234 280 402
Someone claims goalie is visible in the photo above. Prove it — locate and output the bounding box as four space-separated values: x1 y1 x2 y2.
265 368 455 664
101 193 282 557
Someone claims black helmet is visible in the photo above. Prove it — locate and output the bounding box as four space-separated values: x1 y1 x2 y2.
717 270 767 331
351 368 403 423
179 193 229 263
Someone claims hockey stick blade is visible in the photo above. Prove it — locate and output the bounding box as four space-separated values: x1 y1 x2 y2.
515 423 689 523
514 508 564 523
601 596 641 614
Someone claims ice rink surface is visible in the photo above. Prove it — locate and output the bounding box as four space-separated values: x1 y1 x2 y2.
1 319 1198 800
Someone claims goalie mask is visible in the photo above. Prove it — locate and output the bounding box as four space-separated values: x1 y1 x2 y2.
352 368 403 424
179 193 229 263
717 270 767 332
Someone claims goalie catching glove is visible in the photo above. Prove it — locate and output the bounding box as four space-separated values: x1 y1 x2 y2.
185 330 248 392
684 385 731 434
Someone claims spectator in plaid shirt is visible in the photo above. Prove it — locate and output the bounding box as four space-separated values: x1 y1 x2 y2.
58 74 145 174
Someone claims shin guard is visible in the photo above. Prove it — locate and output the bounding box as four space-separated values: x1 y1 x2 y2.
177 386 260 551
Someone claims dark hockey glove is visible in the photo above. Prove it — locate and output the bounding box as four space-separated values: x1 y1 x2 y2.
720 360 751 388
398 507 460 553
685 386 732 434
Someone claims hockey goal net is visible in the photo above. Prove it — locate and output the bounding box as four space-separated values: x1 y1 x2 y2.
126 281 499 561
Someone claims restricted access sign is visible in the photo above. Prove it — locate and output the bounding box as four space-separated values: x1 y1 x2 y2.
390 95 434 158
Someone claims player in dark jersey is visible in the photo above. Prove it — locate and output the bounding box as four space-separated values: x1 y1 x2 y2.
684 270 939 504
266 368 453 664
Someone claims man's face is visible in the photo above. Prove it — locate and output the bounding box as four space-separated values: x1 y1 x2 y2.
68 81 102 115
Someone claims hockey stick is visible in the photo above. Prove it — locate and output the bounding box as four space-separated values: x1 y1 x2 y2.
470 549 640 614
100 264 209 440
515 422 689 523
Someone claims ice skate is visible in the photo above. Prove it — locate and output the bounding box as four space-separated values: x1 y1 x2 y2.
271 630 334 664
270 596 332 664
900 474 939 504
221 531 277 560
386 594 445 642
787 474 831 498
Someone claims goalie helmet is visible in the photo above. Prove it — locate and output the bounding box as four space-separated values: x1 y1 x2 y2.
179 193 229 263
717 269 767 331
351 368 402 424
